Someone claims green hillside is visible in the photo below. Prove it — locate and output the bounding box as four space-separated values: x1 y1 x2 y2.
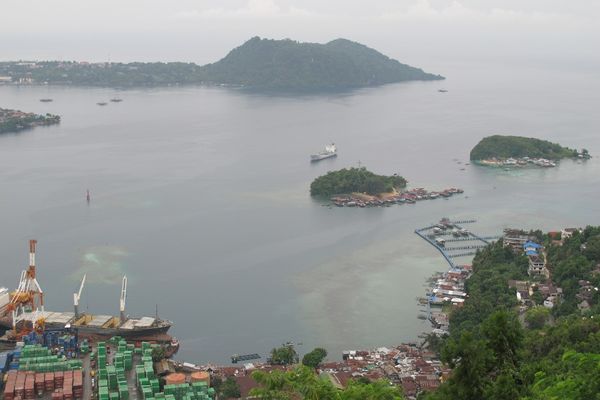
198 37 443 90
470 135 578 160
310 167 407 197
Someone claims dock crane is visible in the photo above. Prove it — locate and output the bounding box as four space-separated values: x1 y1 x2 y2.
73 274 86 318
119 276 127 324
9 240 45 333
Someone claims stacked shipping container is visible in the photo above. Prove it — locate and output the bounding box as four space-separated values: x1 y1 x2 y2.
1 370 82 400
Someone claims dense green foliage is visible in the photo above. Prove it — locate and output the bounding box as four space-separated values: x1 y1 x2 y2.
250 365 404 399
270 344 300 366
0 38 442 90
220 376 242 398
526 351 600 400
302 348 328 369
546 226 600 318
470 135 579 161
151 346 166 362
310 167 407 197
524 306 550 330
0 61 204 87
424 227 600 400
199 37 442 90
447 241 528 337
0 109 60 134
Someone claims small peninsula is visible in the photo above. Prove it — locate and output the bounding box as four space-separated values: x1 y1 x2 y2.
0 37 443 90
0 108 60 134
311 167 462 207
470 135 590 167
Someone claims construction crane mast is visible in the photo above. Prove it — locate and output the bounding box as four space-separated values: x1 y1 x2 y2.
119 276 127 324
73 274 86 318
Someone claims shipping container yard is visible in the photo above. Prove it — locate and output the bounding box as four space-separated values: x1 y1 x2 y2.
0 240 215 399
1 336 214 400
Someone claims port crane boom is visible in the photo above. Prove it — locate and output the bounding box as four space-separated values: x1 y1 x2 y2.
119 275 127 324
73 274 86 318
10 240 45 332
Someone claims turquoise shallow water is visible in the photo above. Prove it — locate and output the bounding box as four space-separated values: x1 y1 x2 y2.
1 62 599 363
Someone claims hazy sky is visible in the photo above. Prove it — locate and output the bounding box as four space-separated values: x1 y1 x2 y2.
2 0 599 71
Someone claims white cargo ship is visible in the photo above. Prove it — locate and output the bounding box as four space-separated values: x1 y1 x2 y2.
310 143 337 162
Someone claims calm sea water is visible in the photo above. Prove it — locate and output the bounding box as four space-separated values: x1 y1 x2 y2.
1 63 600 363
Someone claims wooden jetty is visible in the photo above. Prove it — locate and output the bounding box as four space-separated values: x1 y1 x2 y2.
231 353 261 363
415 219 498 270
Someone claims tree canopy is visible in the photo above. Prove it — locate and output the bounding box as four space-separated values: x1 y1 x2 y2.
310 167 407 197
0 108 60 134
270 344 300 366
302 348 328 369
470 135 579 161
198 37 443 90
250 365 404 400
423 226 600 400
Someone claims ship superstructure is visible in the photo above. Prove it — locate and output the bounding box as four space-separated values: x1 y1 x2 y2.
311 143 337 162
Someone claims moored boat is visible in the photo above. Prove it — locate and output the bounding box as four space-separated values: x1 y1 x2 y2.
311 143 337 162
0 240 172 340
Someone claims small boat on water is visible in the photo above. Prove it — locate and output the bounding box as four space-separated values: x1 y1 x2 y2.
310 143 337 162
438 89 448 93
39 98 53 102
110 98 123 103
97 102 108 106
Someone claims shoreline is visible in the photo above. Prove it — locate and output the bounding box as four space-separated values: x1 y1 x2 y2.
329 187 464 208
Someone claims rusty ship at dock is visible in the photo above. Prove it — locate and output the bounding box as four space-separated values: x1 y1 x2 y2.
0 240 172 340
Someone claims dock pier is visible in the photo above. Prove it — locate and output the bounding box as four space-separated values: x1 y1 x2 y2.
415 219 498 270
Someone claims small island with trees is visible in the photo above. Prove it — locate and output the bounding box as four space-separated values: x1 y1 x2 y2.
470 135 590 168
0 107 60 134
311 167 463 207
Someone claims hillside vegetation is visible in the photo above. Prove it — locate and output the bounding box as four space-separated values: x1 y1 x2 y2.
424 227 600 400
310 167 407 197
470 135 578 161
0 37 443 90
0 108 60 134
198 37 443 90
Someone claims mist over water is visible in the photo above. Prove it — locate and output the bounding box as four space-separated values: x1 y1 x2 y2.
1 61 600 363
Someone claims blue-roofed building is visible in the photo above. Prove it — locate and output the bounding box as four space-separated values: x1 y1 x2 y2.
524 241 542 255
523 241 542 249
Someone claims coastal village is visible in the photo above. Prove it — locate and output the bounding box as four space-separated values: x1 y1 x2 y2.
0 108 60 134
2 223 598 399
330 187 464 208
477 157 558 168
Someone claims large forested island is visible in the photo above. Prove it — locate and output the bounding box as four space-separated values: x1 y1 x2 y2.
470 135 588 163
0 37 443 90
310 167 407 197
0 108 60 134
198 37 443 90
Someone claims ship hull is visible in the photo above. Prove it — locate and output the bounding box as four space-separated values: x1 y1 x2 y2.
310 153 337 162
0 315 171 339
72 324 171 338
